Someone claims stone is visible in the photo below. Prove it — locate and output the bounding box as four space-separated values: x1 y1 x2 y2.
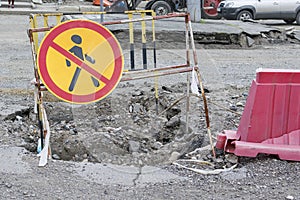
231 95 239 99
236 102 244 107
128 140 140 153
242 92 248 97
247 36 255 47
286 196 294 200
132 90 144 97
165 116 180 128
152 141 163 150
212 157 224 163
230 105 238 111
52 154 60 160
166 107 181 120
169 151 180 162
179 135 204 156
70 129 78 135
5 183 12 188
162 86 173 93
16 115 23 121
225 154 239 164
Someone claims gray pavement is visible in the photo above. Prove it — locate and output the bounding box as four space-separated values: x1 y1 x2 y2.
0 146 185 186
0 0 107 14
1 0 299 47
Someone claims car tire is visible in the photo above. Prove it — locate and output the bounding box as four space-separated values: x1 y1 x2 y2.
296 12 300 25
151 1 172 16
201 10 222 19
237 10 253 21
201 0 222 19
283 19 295 24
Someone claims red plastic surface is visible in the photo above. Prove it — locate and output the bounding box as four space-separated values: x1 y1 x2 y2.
216 68 300 161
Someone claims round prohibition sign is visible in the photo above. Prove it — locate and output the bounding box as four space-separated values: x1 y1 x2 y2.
37 19 124 104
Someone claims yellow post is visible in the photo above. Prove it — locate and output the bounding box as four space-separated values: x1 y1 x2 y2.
43 15 48 28
128 13 135 70
30 14 39 54
56 15 61 25
141 12 147 69
151 11 159 114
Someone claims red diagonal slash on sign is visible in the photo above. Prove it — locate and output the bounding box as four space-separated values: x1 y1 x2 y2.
50 41 110 85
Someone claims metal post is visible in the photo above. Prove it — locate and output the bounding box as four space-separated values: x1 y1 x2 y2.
100 0 104 23
187 14 215 158
128 13 135 70
185 14 191 133
141 12 147 69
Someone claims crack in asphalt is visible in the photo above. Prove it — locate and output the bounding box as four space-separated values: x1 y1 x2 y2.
132 165 142 186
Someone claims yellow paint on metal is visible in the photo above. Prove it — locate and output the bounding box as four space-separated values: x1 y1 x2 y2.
43 27 117 95
141 12 146 43
151 11 156 42
43 16 48 28
33 15 39 54
56 15 61 25
128 13 134 44
151 11 158 99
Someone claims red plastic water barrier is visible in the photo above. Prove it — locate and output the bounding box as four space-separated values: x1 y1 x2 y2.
93 0 112 6
216 68 300 161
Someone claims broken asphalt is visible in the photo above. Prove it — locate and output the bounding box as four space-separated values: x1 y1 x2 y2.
1 1 300 47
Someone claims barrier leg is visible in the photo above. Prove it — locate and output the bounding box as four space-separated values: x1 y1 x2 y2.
217 68 300 161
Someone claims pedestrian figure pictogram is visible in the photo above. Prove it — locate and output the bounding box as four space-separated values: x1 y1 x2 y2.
66 34 99 91
37 19 124 104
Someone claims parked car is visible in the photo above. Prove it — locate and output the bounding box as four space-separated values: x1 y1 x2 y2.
105 0 223 19
145 0 222 18
217 0 300 24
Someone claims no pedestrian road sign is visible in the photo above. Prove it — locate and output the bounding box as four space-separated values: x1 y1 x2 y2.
37 19 124 104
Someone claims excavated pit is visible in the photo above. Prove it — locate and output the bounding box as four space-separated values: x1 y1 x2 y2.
111 29 297 49
10 82 209 166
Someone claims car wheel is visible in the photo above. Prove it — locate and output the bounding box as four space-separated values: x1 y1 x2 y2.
151 1 172 16
283 19 295 24
296 12 300 25
237 10 253 21
201 9 222 19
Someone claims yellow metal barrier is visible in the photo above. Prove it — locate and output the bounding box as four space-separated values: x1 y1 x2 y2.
29 10 155 62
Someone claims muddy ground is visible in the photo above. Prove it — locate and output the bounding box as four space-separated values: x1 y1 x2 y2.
0 14 300 199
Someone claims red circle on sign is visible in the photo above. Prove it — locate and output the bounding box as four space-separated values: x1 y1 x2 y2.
38 19 123 104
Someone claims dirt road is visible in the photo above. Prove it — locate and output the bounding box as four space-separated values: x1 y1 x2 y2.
0 14 299 199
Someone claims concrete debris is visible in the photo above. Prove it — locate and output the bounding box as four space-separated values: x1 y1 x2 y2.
293 31 300 41
152 141 163 150
225 154 239 164
286 196 295 200
165 116 181 128
128 140 140 153
230 105 238 111
236 102 244 107
285 26 295 35
246 36 255 47
169 152 181 162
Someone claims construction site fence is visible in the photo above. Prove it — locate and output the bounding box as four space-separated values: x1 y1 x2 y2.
29 11 194 74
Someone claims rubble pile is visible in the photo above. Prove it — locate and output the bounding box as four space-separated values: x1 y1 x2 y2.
3 82 249 168
6 83 209 166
